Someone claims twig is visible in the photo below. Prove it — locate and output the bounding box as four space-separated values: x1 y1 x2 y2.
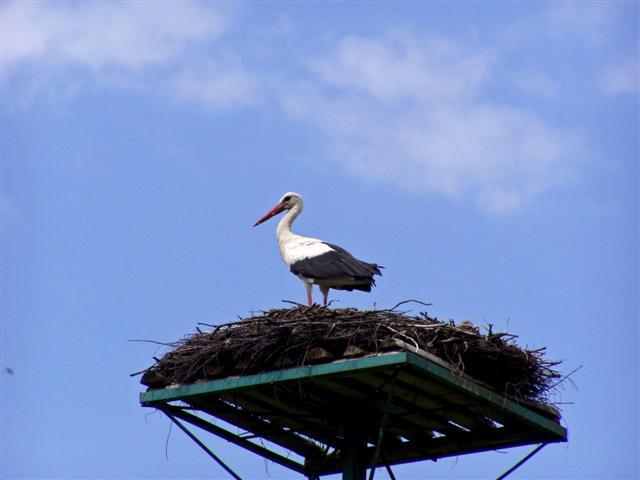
128 339 174 346
387 299 433 312
548 365 582 390
280 299 309 307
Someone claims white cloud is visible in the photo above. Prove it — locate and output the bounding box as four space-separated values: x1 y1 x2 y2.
310 34 493 102
1 1 226 72
513 71 560 100
283 34 581 215
169 62 259 110
600 57 639 95
544 1 614 43
0 3 600 214
0 1 263 110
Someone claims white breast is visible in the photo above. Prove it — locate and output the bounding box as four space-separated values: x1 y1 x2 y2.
279 235 333 266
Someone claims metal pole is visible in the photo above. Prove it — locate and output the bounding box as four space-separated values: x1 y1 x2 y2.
342 423 367 480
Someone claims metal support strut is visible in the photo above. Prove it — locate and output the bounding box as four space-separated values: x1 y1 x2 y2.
342 371 399 480
161 408 243 480
496 443 547 480
368 372 398 480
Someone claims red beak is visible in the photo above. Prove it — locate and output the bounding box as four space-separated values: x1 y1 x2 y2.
253 203 285 227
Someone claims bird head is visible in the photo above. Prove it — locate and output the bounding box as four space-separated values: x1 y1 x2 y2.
253 192 303 227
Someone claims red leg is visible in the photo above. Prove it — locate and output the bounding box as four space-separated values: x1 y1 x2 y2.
307 290 313 306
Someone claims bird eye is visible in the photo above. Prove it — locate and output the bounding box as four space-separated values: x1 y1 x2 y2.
283 196 291 202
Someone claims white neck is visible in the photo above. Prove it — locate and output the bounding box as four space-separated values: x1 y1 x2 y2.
277 202 303 241
275 200 334 266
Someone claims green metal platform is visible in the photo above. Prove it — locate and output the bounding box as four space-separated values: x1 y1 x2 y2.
140 351 567 479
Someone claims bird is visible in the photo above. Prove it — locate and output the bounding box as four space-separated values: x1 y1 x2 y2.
253 192 382 306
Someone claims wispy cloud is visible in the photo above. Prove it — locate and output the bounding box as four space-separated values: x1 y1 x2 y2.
1 1 226 72
0 1 262 110
600 57 639 96
2 2 628 214
309 33 493 102
169 61 259 110
512 71 560 100
284 33 581 215
544 0 615 44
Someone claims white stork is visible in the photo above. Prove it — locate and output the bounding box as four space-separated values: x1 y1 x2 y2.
253 192 382 306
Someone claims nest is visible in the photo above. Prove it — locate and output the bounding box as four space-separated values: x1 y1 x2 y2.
139 304 561 403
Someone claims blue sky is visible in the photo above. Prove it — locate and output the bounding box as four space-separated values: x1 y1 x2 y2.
1 1 638 479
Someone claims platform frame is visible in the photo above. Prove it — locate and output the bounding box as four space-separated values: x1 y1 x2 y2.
140 351 567 479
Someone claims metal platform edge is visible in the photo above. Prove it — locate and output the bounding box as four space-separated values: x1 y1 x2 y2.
139 351 567 441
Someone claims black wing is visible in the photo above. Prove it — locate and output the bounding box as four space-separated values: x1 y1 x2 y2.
289 242 382 281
